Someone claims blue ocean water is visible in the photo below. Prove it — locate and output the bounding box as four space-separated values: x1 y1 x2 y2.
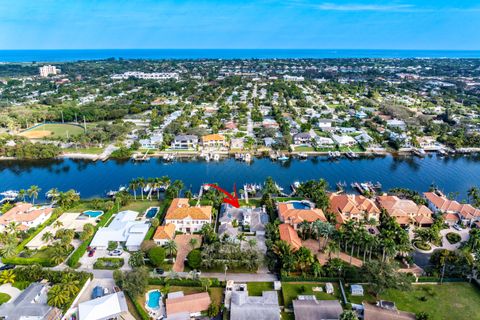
0 49 480 62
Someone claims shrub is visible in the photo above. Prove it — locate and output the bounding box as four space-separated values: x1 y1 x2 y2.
413 240 431 251
93 257 124 270
446 232 461 244
148 247 166 267
107 241 118 251
187 249 202 269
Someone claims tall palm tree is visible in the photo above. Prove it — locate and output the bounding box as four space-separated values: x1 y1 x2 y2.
53 220 64 229
27 185 41 205
0 270 16 284
0 242 16 258
61 273 80 296
137 177 146 200
468 186 479 204
146 177 155 200
237 233 246 247
18 189 26 202
47 188 58 203
129 178 138 200
326 240 340 259
165 240 177 258
6 222 19 234
189 238 198 250
298 221 311 240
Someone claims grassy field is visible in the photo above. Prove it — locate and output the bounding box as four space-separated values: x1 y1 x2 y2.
378 283 480 320
120 200 162 216
19 123 85 139
63 147 104 154
247 282 274 296
0 293 10 305
281 282 341 308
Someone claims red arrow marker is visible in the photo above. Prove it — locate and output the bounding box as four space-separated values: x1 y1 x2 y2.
204 183 240 208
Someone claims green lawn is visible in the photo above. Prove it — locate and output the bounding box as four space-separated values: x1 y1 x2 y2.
0 293 11 305
281 282 341 308
378 283 480 320
63 147 104 154
247 282 274 296
281 312 295 320
25 123 85 138
120 200 162 216
293 146 315 152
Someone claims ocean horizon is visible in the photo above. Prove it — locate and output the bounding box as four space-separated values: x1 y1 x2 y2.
1 49 480 62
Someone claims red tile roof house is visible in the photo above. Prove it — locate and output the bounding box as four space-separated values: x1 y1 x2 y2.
328 194 381 226
424 192 480 226
0 202 53 232
166 291 211 318
277 201 326 230
278 223 302 251
377 195 433 227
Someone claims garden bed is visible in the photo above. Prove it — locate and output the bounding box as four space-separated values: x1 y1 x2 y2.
93 257 124 270
446 232 461 244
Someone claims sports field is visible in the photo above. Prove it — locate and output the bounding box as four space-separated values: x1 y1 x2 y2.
19 123 85 139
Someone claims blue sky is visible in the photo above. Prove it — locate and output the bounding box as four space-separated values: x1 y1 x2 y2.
1 0 479 50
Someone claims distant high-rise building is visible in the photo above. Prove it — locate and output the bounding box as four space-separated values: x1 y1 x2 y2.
39 65 59 77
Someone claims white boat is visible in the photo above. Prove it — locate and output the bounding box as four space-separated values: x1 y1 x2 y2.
298 152 308 159
278 154 289 161
213 153 220 161
205 154 210 162
244 153 251 162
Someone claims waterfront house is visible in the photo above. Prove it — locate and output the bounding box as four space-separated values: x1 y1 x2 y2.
170 134 198 150
0 202 53 232
377 195 433 227
218 205 268 239
314 136 335 148
230 137 244 150
78 291 128 320
201 134 227 150
329 194 381 224
278 223 302 251
355 132 374 145
0 282 62 320
164 198 212 233
153 223 176 246
424 191 480 225
264 137 276 147
293 132 312 145
90 210 150 251
332 134 357 147
277 201 326 230
230 289 280 320
166 291 211 318
139 134 163 149
293 297 343 320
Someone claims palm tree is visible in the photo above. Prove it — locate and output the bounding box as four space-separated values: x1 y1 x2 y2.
247 238 257 249
468 186 479 204
61 273 80 296
41 231 54 243
5 222 20 234
236 233 246 247
0 270 16 284
53 220 64 229
27 185 41 205
146 177 155 200
137 177 146 200
164 240 177 258
298 221 311 240
129 178 138 200
18 189 26 202
0 242 16 258
325 240 340 259
50 246 66 265
47 285 69 308
189 238 198 250
47 188 58 203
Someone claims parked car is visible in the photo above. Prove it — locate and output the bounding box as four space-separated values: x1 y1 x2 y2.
453 224 462 231
108 249 123 256
88 249 96 257
154 268 164 275
0 264 15 271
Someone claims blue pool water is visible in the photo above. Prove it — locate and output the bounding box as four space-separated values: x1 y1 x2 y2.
145 207 159 219
147 290 161 309
82 210 104 218
291 201 311 210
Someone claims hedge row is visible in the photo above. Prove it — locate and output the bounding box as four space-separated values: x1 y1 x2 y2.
148 277 223 287
417 277 465 283
2 256 55 267
127 292 150 320
281 275 341 282
67 207 116 268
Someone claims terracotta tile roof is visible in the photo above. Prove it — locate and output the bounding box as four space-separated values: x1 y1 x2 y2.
277 202 326 225
329 194 380 220
443 212 460 222
0 202 53 227
165 198 212 221
279 223 302 251
377 195 432 225
201 134 225 142
166 292 211 316
153 223 176 240
424 192 480 220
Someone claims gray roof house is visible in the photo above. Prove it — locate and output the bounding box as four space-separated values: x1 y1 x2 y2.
0 282 62 320
218 205 269 239
230 290 280 320
293 297 343 320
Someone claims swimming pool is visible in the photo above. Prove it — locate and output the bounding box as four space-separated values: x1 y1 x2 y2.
146 290 161 309
290 201 311 210
145 207 159 219
82 210 104 218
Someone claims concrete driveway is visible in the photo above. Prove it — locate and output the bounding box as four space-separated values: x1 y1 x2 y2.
79 249 131 270
172 234 202 272
0 283 21 302
440 226 470 250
